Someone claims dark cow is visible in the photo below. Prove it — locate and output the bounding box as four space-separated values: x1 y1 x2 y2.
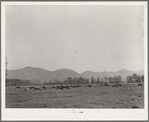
105 83 109 86
113 84 118 87
24 87 30 91
62 85 70 90
16 86 20 88
138 83 143 87
34 87 42 91
52 86 56 89
85 84 91 88
42 86 46 89
56 86 63 90
28 86 34 90
76 84 82 87
72 85 77 88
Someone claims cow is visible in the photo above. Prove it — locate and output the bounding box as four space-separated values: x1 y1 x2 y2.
16 86 20 88
105 83 109 86
112 84 118 87
138 79 144 88
56 86 63 90
28 86 34 90
42 86 46 89
24 87 30 91
62 85 70 90
76 84 82 87
85 84 91 88
72 85 77 88
34 87 42 91
93 84 96 86
52 86 56 89
138 83 143 87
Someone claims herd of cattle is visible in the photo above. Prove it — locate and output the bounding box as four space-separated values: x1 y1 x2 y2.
15 82 144 92
16 86 46 91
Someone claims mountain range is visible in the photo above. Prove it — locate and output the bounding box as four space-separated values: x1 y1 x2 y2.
7 66 144 84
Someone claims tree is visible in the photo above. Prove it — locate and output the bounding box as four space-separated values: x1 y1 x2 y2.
101 78 103 85
97 76 100 84
91 77 94 84
132 73 138 82
141 75 144 82
108 77 112 83
104 76 107 83
53 79 61 85
67 77 72 84
85 78 89 84
127 76 132 83
49 80 52 85
118 75 122 83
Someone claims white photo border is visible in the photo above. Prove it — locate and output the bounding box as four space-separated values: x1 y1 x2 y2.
1 1 148 121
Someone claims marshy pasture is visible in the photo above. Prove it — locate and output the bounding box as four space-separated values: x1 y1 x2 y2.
6 84 144 108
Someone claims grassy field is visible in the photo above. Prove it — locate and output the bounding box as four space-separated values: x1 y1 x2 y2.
6 84 144 108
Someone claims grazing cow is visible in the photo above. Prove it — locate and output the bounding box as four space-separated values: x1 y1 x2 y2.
138 83 143 87
62 85 70 90
76 84 82 87
72 85 77 88
42 86 46 89
93 84 96 86
56 86 63 90
28 86 34 90
16 86 20 88
52 86 55 89
85 84 91 88
105 83 109 86
138 79 144 87
24 87 30 91
113 84 118 87
34 87 42 91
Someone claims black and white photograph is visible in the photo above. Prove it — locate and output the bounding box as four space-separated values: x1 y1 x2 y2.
1 1 148 121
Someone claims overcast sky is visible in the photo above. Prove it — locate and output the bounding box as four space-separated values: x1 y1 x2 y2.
6 5 144 73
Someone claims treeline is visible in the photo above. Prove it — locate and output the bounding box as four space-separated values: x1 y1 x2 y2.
43 77 90 85
6 79 31 86
43 76 123 85
6 79 40 86
6 73 144 86
127 73 144 83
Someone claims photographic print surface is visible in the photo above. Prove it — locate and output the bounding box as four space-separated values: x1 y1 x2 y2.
2 1 148 121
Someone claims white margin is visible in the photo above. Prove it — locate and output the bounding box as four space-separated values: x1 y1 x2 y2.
1 1 148 121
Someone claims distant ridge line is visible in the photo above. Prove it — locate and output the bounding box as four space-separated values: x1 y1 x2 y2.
8 66 144 74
